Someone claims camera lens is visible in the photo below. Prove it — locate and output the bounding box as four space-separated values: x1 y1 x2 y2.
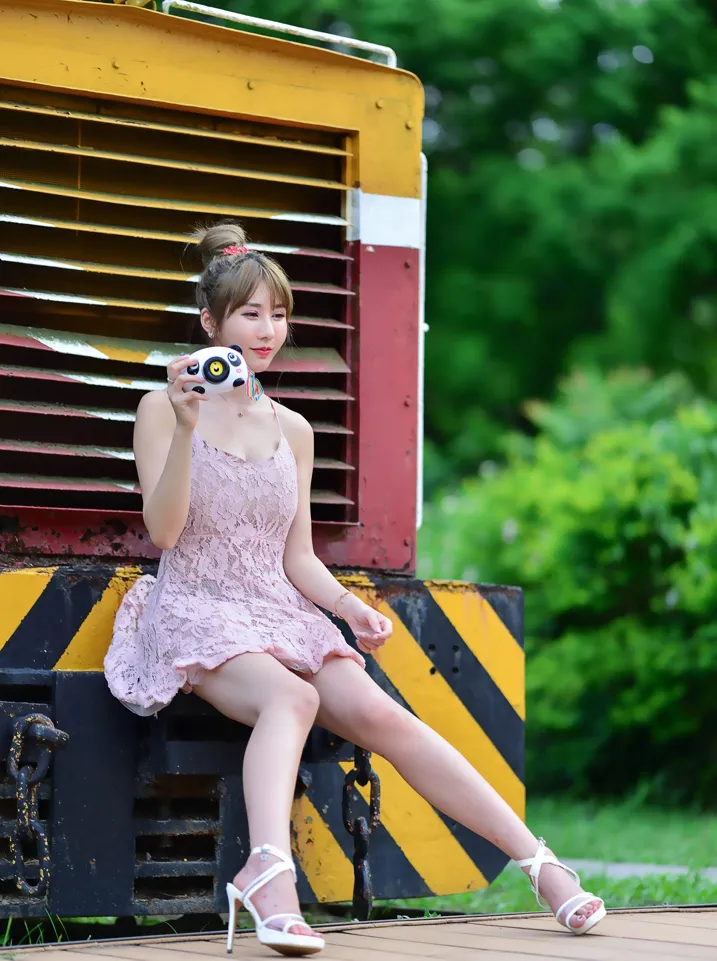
203 357 229 383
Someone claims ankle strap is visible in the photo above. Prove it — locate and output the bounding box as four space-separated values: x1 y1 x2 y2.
250 843 294 866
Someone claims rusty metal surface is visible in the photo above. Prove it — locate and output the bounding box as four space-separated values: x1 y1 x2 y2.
0 507 161 559
6 713 69 897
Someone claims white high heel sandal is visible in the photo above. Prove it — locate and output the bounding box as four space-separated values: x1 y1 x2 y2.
515 838 606 935
226 843 325 956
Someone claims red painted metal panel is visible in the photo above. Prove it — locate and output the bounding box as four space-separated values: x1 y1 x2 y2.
313 243 419 572
0 506 160 559
0 244 417 568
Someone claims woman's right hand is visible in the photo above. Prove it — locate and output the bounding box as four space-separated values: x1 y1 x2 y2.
165 355 208 431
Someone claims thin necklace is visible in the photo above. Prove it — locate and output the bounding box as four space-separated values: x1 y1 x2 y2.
221 372 264 417
221 395 250 418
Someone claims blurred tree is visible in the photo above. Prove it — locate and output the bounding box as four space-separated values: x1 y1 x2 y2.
419 368 717 805
188 0 717 484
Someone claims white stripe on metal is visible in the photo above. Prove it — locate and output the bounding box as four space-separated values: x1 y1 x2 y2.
0 253 83 271
270 212 347 226
99 450 135 462
0 286 196 314
348 190 422 249
36 335 108 361
0 214 50 227
0 287 107 306
1 364 164 392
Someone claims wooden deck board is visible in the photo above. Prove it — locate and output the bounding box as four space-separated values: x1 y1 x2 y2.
3 909 716 961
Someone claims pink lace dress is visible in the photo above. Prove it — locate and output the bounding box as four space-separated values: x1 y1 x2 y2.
104 413 365 716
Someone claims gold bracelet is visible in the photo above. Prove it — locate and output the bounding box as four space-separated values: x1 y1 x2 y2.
334 590 351 619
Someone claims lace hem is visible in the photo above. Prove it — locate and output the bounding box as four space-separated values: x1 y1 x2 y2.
108 643 365 716
104 574 365 715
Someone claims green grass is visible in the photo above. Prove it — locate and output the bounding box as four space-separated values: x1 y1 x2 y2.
526 797 717 868
376 798 717 918
382 868 717 918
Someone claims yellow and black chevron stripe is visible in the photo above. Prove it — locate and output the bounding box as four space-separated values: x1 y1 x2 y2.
0 566 524 901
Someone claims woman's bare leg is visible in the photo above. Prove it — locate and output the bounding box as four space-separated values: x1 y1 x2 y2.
194 653 321 938
310 657 601 928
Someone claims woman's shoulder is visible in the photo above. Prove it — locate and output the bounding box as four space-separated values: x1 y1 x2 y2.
273 402 313 458
136 389 175 428
274 402 312 437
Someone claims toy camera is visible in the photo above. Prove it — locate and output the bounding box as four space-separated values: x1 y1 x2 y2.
182 345 248 395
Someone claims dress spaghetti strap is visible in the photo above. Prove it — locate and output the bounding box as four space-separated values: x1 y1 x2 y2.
268 398 284 436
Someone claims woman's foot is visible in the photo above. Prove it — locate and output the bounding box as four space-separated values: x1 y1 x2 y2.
233 850 322 940
516 839 604 932
521 855 601 928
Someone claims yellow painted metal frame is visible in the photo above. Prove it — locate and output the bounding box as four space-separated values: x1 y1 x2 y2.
0 0 424 198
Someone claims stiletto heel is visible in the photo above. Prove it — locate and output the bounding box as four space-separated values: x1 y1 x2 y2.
226 881 239 954
225 844 324 956
515 838 606 935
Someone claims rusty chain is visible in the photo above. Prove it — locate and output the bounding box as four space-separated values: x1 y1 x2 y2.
342 746 381 920
7 713 70 897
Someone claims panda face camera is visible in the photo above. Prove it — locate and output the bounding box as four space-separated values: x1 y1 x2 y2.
182 345 249 397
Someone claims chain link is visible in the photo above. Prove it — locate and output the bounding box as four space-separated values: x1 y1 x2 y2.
342 746 381 920
6 713 70 897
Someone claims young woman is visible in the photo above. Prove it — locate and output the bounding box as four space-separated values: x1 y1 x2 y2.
105 223 605 957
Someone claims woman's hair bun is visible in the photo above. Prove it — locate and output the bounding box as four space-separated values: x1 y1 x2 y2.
192 221 248 268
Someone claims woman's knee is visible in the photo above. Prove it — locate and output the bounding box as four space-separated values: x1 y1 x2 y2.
342 693 416 750
271 676 320 726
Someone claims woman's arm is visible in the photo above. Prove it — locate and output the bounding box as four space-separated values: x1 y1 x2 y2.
136 356 207 550
282 413 392 653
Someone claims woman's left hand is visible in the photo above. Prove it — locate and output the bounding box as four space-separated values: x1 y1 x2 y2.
341 596 393 654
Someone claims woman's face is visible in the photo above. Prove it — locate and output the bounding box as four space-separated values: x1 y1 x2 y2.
201 282 288 374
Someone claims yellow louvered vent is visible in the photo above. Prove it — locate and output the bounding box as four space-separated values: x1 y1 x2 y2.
0 84 356 524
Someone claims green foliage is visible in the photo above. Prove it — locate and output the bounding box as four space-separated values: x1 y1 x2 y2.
419 369 717 804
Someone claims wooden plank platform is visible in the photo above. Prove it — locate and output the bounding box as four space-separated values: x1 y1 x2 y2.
4 908 717 961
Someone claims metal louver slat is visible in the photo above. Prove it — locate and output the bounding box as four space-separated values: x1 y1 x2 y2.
0 439 134 459
0 180 348 226
0 213 352 260
0 322 349 374
0 438 354 471
0 87 356 524
0 472 352 505
0 100 351 157
0 137 349 192
0 252 355 297
0 399 135 421
0 372 353 436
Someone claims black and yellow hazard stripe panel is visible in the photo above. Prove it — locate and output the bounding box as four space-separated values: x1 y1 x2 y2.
0 566 524 902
